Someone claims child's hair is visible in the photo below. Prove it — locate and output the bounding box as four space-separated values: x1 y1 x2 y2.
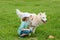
22 17 28 21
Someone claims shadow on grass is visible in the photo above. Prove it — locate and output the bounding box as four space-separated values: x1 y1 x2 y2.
15 30 55 40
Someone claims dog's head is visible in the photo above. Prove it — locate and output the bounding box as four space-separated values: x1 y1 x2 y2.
38 12 47 23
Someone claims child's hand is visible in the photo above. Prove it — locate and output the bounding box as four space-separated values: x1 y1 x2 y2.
22 29 30 31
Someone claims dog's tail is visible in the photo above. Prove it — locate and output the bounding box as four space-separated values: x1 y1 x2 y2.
16 9 23 18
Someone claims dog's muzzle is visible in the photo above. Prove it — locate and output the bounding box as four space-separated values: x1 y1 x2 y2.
41 20 47 23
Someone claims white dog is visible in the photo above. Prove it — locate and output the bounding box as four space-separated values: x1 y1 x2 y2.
16 9 47 33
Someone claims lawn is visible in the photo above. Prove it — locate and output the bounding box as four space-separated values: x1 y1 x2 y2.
0 0 60 40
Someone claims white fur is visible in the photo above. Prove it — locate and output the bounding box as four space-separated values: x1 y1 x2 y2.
16 9 47 33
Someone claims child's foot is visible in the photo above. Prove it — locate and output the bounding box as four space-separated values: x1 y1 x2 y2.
20 34 27 38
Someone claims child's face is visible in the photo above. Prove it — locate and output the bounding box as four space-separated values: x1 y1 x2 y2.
26 17 29 21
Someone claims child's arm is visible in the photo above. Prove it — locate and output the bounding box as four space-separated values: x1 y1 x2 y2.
22 28 30 31
17 22 25 35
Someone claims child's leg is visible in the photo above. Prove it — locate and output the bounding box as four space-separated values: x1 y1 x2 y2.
22 30 32 34
20 30 32 37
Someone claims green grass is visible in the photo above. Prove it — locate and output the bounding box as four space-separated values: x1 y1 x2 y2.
0 0 60 40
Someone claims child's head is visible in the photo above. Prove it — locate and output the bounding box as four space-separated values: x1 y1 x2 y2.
22 17 29 21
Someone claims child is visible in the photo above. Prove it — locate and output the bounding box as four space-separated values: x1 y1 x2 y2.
17 17 32 38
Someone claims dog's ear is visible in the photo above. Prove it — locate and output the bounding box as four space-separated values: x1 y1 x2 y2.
38 12 42 15
30 15 33 18
40 13 41 15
